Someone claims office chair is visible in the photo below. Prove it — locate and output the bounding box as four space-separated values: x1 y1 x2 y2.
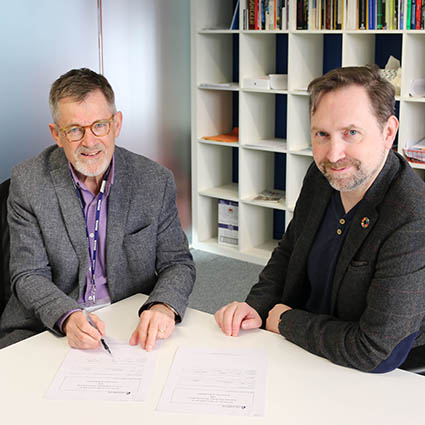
399 344 425 376
0 178 11 317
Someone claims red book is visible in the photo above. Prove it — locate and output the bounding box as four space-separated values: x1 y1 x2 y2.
416 0 422 29
248 0 256 29
255 0 259 29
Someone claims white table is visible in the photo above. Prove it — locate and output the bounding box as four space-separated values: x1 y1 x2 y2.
1 294 425 425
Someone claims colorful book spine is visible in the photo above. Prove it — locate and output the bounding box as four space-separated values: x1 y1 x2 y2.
359 0 367 29
369 0 375 29
416 0 422 29
407 0 411 29
249 0 256 29
390 0 395 29
411 0 416 29
377 0 383 28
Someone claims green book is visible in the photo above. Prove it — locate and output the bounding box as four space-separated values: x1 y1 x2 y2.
407 0 411 29
377 0 383 29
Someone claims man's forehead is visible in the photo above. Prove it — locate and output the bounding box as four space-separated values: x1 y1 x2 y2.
56 91 111 124
312 86 373 118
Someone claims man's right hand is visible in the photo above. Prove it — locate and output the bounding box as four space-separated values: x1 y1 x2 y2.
63 311 105 349
214 302 262 337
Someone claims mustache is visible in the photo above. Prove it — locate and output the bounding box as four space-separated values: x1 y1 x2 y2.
320 158 361 169
76 144 106 155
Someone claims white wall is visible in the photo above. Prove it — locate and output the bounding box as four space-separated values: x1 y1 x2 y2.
102 0 192 230
0 0 191 232
0 0 98 181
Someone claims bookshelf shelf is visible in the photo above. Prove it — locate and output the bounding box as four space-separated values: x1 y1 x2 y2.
243 139 287 152
199 83 240 91
242 88 289 94
294 30 344 34
404 97 425 103
199 30 240 34
241 196 287 211
192 0 425 265
242 29 290 34
198 138 239 148
199 183 239 201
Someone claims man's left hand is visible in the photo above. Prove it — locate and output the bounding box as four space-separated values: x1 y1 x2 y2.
266 304 292 334
129 304 176 351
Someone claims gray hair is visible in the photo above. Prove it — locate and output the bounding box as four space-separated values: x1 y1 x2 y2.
49 68 116 124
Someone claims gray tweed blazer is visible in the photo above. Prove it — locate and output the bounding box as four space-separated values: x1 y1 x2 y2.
246 150 425 372
0 145 195 345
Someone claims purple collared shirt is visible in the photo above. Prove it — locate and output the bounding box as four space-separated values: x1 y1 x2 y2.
57 159 114 331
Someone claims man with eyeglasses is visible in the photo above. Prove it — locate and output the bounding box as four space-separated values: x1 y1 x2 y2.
0 68 195 351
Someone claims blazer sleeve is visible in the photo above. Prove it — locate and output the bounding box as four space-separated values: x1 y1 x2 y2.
278 218 425 372
7 169 80 334
245 163 318 325
139 171 195 321
245 218 296 325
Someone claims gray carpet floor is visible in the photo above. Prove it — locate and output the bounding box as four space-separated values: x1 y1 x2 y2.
188 249 263 314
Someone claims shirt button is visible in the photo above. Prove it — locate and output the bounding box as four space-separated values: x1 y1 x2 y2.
337 228 342 235
89 232 94 238
339 218 345 225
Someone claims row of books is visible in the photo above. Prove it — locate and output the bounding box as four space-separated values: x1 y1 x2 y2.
348 0 425 30
297 0 425 30
407 0 425 29
242 0 291 30
297 0 344 29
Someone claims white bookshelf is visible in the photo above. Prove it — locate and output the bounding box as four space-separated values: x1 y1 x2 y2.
191 0 425 265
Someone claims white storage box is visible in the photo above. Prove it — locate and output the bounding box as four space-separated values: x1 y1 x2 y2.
269 74 288 90
243 75 270 90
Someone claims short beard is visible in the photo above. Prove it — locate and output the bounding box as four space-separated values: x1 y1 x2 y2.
319 149 386 192
320 158 366 192
74 144 109 177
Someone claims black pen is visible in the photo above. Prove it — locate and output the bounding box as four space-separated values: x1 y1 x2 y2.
83 309 112 355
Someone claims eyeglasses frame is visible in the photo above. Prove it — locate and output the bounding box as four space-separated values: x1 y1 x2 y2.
58 114 115 142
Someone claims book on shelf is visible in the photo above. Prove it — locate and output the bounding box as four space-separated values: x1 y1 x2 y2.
202 127 239 143
244 0 289 30
230 0 240 30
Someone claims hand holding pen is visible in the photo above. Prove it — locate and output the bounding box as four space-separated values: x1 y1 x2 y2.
82 309 112 355
63 309 111 354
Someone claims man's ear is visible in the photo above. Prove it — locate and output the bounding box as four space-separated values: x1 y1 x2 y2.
383 115 399 150
112 111 123 138
49 123 63 148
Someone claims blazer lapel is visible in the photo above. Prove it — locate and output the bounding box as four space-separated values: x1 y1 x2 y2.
106 148 131 301
49 148 88 292
330 202 378 313
330 151 400 313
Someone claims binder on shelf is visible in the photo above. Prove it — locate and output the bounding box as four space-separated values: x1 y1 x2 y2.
218 200 239 247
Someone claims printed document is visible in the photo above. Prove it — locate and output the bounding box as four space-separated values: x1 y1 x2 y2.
157 347 267 416
46 340 157 401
